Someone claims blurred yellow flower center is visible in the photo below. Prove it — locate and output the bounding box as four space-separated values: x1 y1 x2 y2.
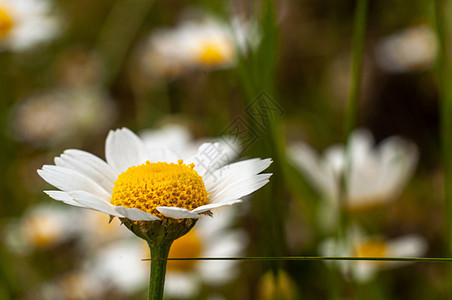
167 230 202 271
354 239 388 265
111 160 208 219
0 6 14 39
24 216 62 247
355 240 387 257
198 42 226 65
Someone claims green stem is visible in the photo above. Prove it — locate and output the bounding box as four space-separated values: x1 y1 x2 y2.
340 0 368 251
434 0 452 257
340 0 368 295
147 241 172 300
344 0 368 138
96 0 155 87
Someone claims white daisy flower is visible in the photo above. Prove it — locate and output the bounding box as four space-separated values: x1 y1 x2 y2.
38 127 272 222
0 0 59 52
141 16 258 78
375 25 437 73
320 227 428 283
288 129 418 210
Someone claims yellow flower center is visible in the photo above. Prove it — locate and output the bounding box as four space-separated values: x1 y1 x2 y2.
111 160 208 219
354 239 388 265
167 230 202 271
0 6 14 39
198 42 227 65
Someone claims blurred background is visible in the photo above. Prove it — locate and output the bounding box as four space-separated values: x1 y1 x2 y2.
0 0 450 299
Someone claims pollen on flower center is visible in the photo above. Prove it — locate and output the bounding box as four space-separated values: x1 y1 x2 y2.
111 160 208 219
0 6 14 39
198 42 226 65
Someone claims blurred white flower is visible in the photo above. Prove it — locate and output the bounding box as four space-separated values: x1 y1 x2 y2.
288 129 418 211
140 123 240 163
375 25 437 73
86 239 149 295
3 203 80 253
320 227 428 283
0 0 59 52
3 203 132 256
31 271 103 300
10 88 116 147
140 16 258 78
55 49 105 88
77 210 133 251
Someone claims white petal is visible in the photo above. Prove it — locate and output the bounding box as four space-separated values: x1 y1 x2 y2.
349 129 374 165
192 200 242 213
156 207 200 219
210 174 271 203
188 142 239 177
141 124 192 154
147 148 179 164
69 191 124 217
198 231 246 284
115 207 160 221
353 262 378 283
165 272 199 299
203 158 272 203
204 158 272 191
44 190 86 208
388 235 427 258
105 128 150 173
38 166 111 201
89 239 148 293
54 149 116 193
323 145 345 176
289 143 330 193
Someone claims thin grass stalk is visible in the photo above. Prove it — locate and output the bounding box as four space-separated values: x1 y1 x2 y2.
434 0 452 258
434 2 452 295
340 0 368 251
338 0 368 295
0 53 17 212
0 53 19 298
96 0 155 87
344 0 368 138
248 0 287 271
146 256 452 263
